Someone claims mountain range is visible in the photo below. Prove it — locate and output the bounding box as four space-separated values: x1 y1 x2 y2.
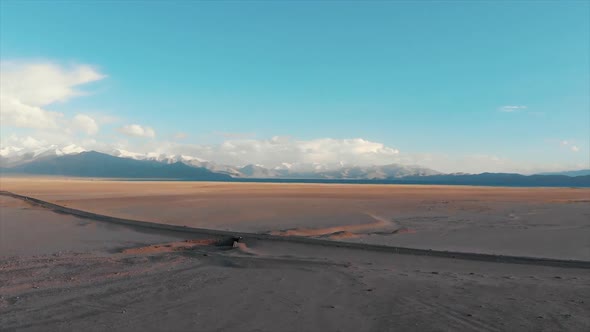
1 151 231 180
535 169 590 177
0 146 441 180
1 146 589 186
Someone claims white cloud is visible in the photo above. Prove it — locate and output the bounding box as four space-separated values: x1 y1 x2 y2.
0 96 63 128
397 152 587 174
0 61 105 129
499 105 527 112
71 114 99 135
8 135 49 150
0 61 105 105
3 132 587 174
118 124 156 138
558 140 582 153
156 137 400 168
2 134 401 168
0 133 109 154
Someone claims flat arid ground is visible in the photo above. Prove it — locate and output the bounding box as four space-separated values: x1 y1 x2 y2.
1 177 589 259
1 177 589 331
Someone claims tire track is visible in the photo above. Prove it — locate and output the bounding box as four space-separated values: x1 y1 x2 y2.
2 190 589 269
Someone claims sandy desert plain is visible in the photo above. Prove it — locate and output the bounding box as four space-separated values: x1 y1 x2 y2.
0 177 589 331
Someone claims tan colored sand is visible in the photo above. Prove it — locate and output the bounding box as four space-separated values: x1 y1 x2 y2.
269 213 398 236
120 239 220 255
324 231 360 239
0 196 191 256
2 177 589 259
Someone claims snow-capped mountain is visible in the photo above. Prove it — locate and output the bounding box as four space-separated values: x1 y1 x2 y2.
1 145 589 186
110 148 145 160
2 151 232 180
238 163 441 179
0 144 87 167
238 164 280 178
109 149 242 176
112 149 206 163
1 144 85 158
1 144 441 178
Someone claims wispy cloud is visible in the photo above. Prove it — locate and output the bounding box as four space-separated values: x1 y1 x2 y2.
558 140 581 153
499 105 527 112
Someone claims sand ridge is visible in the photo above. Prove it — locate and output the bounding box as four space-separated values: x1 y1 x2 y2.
120 239 223 255
268 213 407 237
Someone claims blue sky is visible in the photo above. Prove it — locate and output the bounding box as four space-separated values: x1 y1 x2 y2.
1 1 588 173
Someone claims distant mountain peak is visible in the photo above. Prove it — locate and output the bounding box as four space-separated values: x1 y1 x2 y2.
1 148 589 186
5 144 587 185
2 150 231 180
535 169 590 177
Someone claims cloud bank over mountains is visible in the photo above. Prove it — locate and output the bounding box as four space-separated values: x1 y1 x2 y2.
3 134 586 175
0 135 403 171
165 137 401 169
1 60 587 174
